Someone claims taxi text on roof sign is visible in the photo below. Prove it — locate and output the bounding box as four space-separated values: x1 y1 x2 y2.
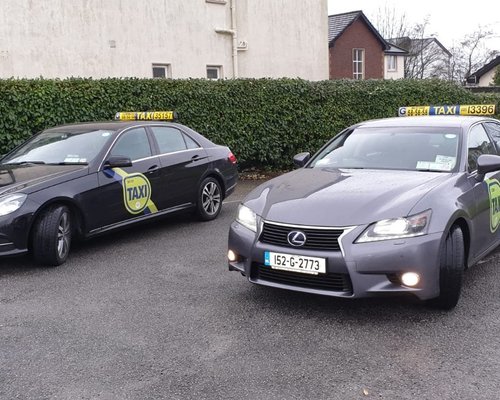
114 111 178 121
398 104 497 117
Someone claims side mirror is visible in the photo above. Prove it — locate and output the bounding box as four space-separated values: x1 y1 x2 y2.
104 155 132 168
476 154 500 181
293 152 310 168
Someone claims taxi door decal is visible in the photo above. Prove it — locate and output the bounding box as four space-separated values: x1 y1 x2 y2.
103 168 158 215
486 178 500 233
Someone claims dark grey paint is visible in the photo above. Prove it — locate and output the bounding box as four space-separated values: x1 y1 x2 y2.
228 116 500 301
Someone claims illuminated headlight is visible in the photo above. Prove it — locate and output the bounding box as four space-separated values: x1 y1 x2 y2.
356 210 432 243
0 193 27 216
228 250 238 262
236 204 257 232
401 272 420 287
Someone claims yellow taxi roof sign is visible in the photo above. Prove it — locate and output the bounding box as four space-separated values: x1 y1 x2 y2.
398 104 497 117
115 111 178 121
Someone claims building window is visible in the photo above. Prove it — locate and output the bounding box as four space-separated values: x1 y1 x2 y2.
152 64 171 79
207 65 222 80
387 56 397 72
353 49 364 80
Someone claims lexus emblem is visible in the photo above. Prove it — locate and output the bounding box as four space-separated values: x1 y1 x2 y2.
287 230 307 246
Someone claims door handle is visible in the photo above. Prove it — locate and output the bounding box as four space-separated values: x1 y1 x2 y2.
147 165 159 172
191 155 201 161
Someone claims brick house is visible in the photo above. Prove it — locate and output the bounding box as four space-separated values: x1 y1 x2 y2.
328 10 389 80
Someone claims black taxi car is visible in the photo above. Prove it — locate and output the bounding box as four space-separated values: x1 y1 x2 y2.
0 111 238 266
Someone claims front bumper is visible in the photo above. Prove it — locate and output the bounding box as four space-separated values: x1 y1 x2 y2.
0 200 38 257
228 221 444 301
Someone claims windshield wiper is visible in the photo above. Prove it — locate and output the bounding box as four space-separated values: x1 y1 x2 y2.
3 161 46 165
47 162 89 165
416 169 447 173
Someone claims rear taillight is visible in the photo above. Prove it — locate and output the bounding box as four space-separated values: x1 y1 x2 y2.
228 151 237 164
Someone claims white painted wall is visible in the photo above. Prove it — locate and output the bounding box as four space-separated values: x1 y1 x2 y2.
236 0 328 80
384 55 405 79
0 0 328 80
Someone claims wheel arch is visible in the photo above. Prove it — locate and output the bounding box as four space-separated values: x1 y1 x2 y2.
28 197 86 250
449 216 471 269
201 171 226 200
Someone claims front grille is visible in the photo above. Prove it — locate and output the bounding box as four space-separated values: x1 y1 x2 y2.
253 264 352 294
260 222 343 251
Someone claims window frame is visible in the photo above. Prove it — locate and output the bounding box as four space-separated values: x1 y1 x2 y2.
206 65 223 80
108 127 154 162
484 121 500 153
152 63 172 79
147 125 201 156
467 122 497 172
352 48 365 80
387 55 397 72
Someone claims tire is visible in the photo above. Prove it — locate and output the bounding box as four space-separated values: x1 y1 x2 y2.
32 205 72 266
428 225 465 310
196 177 222 221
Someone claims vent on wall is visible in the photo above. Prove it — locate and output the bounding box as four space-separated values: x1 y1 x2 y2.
237 40 248 51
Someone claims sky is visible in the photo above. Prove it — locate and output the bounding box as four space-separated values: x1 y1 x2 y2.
327 0 500 53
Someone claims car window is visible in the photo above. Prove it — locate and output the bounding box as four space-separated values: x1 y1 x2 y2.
484 122 500 152
308 127 460 172
151 126 197 154
1 129 115 165
110 128 152 160
184 133 200 149
467 124 496 172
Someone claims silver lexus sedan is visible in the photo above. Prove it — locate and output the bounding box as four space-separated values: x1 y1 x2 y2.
228 107 500 309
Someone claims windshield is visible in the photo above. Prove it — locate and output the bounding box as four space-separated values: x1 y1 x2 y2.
309 127 461 172
1 129 115 165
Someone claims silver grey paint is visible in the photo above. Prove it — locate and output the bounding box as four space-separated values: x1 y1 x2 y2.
228 116 500 301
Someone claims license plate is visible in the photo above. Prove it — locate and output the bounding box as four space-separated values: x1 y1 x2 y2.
264 251 326 275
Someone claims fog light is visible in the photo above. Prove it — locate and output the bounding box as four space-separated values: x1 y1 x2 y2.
401 272 420 287
228 250 238 262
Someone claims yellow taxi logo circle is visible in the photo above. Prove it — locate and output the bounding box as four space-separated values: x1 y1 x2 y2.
487 178 500 233
122 173 152 214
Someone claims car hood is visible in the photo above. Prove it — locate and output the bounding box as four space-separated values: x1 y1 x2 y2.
0 163 88 195
244 168 450 226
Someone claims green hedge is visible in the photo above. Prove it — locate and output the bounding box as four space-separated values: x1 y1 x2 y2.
0 78 498 169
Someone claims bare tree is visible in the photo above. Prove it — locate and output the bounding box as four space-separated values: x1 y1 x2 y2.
374 10 451 79
449 27 498 83
386 18 451 79
374 5 409 40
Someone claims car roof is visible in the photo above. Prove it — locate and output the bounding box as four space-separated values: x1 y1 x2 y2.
355 116 497 129
44 120 186 132
43 120 217 147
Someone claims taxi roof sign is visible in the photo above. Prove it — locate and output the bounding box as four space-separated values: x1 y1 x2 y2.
398 104 496 117
115 111 178 121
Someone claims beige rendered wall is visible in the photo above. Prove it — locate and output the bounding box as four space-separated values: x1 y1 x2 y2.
0 0 328 80
384 55 405 79
236 0 328 80
478 68 496 87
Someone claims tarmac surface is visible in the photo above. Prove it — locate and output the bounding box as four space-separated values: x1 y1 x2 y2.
1 179 500 399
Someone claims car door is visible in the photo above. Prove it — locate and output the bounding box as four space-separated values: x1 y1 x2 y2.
148 125 210 209
467 122 500 258
96 127 162 228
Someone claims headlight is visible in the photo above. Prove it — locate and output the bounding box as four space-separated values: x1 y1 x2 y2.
0 193 27 216
356 209 432 243
236 204 257 232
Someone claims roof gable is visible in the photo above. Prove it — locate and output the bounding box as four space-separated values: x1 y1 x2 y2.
470 55 500 79
388 37 451 57
328 10 389 50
